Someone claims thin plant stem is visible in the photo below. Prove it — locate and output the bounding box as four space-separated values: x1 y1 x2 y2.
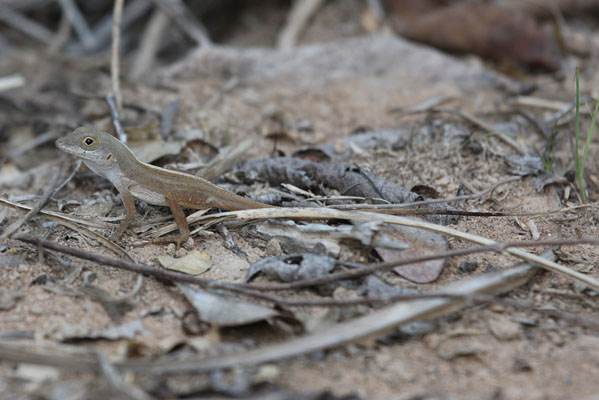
575 68 584 202
582 97 599 192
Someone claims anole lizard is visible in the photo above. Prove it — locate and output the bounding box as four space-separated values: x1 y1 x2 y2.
56 127 273 246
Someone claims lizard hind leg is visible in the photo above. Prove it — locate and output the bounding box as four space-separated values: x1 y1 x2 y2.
150 192 192 249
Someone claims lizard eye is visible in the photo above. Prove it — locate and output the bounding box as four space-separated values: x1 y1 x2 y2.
83 137 94 146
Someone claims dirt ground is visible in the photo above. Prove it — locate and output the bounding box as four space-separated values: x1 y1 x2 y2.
1 1 599 399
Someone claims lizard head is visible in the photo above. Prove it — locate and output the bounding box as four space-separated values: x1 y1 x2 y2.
56 127 122 166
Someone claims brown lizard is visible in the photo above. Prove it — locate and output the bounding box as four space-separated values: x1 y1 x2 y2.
56 127 273 246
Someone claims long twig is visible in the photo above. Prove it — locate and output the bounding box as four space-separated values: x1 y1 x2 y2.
151 176 539 237
277 0 324 50
13 234 599 303
96 351 154 400
438 108 527 155
151 0 211 48
1 168 62 239
53 159 81 195
181 207 599 290
106 93 127 143
144 204 599 290
398 107 527 155
130 9 169 80
0 74 25 92
111 0 124 113
3 199 132 260
13 234 282 305
57 0 96 50
10 130 61 158
47 8 72 54
366 0 385 20
66 0 152 54
6 192 593 290
0 5 53 45
244 238 599 291
0 197 111 229
0 160 81 239
330 176 521 210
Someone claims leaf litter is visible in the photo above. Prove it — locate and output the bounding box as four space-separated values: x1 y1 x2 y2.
0 1 599 399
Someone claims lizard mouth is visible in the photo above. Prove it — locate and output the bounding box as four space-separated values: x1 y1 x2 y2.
55 138 79 155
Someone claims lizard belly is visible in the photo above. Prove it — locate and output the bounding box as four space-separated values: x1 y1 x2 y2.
128 184 167 206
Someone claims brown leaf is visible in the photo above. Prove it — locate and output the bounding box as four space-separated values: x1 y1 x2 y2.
387 1 561 71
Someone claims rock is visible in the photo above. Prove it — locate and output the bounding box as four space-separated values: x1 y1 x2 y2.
487 315 521 341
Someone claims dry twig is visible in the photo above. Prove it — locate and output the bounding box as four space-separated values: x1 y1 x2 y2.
331 176 521 210
277 0 325 50
130 9 169 80
245 238 599 292
96 351 154 400
111 0 124 113
0 197 109 229
106 93 127 143
181 207 599 290
57 0 96 50
13 234 599 304
0 74 25 92
1 168 62 239
435 108 527 155
0 5 53 44
66 0 152 54
0 197 133 260
151 0 211 48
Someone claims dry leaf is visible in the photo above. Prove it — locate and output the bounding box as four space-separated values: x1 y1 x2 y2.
505 154 544 176
157 249 211 275
247 253 337 283
177 283 279 327
375 224 448 283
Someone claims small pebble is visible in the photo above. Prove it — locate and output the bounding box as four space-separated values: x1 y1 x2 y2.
512 358 533 373
253 364 280 383
30 304 44 315
458 261 478 274
175 248 188 258
17 264 29 272
166 243 176 256
547 331 565 346
487 315 521 341
463 140 483 154
572 281 589 294
484 264 497 272
265 238 283 257
182 237 195 250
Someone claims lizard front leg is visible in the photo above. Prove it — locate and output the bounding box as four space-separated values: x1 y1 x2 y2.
113 189 137 239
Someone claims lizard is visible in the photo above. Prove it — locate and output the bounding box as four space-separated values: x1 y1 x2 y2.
56 127 274 247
